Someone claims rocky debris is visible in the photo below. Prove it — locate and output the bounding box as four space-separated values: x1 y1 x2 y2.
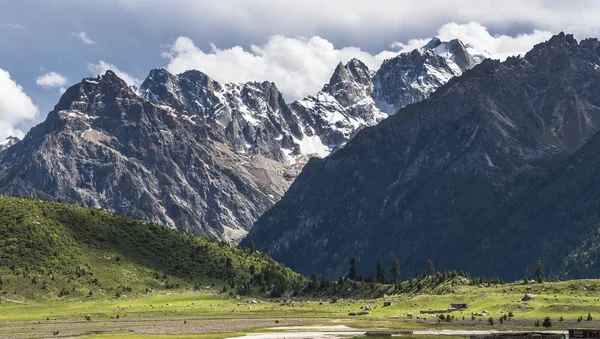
522 294 536 301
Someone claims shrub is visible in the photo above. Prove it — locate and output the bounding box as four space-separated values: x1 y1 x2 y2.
543 317 552 328
58 287 70 297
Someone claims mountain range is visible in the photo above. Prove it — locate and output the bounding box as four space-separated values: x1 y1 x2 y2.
243 33 600 280
0 37 477 244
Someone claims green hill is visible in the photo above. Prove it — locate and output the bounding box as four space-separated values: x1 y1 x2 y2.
0 196 305 300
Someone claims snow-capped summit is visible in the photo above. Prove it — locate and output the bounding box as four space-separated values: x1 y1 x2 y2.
292 37 481 152
0 136 19 152
373 37 478 114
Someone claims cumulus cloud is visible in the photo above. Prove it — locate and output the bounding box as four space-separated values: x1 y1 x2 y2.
163 22 552 102
163 35 396 101
88 61 141 87
391 22 553 61
36 71 68 88
71 31 96 45
0 68 39 139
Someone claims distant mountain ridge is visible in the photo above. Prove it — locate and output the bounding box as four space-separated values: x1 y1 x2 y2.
0 37 479 243
243 33 600 280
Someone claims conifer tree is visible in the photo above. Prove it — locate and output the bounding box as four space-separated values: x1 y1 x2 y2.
348 256 358 280
376 260 387 284
391 259 400 283
426 259 436 276
534 260 545 283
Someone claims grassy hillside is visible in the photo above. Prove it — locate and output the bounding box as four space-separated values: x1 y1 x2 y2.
0 196 305 300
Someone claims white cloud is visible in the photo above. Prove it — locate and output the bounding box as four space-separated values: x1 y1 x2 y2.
36 72 68 88
88 60 141 87
0 68 39 139
71 31 96 45
391 22 553 61
163 22 551 102
59 87 67 95
163 35 395 101
0 24 26 29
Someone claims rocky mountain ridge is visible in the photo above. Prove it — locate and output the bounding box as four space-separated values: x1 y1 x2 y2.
0 37 478 243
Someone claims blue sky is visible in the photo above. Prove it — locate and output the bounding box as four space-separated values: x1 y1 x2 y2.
1 0 599 140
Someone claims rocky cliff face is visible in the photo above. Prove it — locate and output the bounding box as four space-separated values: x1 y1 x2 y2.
0 72 297 243
0 38 477 244
243 33 600 280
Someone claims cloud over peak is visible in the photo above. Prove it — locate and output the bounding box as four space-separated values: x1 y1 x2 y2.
36 72 68 88
162 22 553 102
0 68 38 139
87 61 141 87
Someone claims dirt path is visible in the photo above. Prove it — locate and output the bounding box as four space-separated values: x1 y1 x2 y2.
226 332 364 339
414 330 567 335
0 296 25 304
229 328 569 339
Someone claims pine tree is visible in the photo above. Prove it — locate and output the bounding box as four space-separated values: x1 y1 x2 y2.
311 273 318 290
543 317 552 328
391 259 400 283
348 257 358 280
534 260 545 283
376 260 387 284
426 259 436 276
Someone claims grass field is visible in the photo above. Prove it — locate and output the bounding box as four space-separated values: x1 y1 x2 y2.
2 278 600 338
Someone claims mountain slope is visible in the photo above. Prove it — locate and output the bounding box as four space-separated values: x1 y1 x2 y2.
0 72 301 243
0 196 304 300
0 38 478 244
243 33 600 280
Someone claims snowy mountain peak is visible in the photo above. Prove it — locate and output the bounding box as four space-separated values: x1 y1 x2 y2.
322 58 373 109
0 136 19 152
373 37 478 114
423 37 443 50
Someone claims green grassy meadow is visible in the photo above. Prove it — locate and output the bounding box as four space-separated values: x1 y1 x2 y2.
2 278 600 338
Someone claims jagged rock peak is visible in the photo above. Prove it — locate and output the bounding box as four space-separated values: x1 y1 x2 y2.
0 136 19 152
524 33 600 66
423 37 442 50
324 59 371 90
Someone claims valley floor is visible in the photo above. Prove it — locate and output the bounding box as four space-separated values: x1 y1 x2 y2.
2 279 600 338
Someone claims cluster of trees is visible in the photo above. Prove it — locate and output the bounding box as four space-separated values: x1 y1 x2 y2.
345 257 507 288
347 257 400 284
345 256 548 288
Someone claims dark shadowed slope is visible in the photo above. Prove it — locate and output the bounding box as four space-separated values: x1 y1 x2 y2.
244 33 600 280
